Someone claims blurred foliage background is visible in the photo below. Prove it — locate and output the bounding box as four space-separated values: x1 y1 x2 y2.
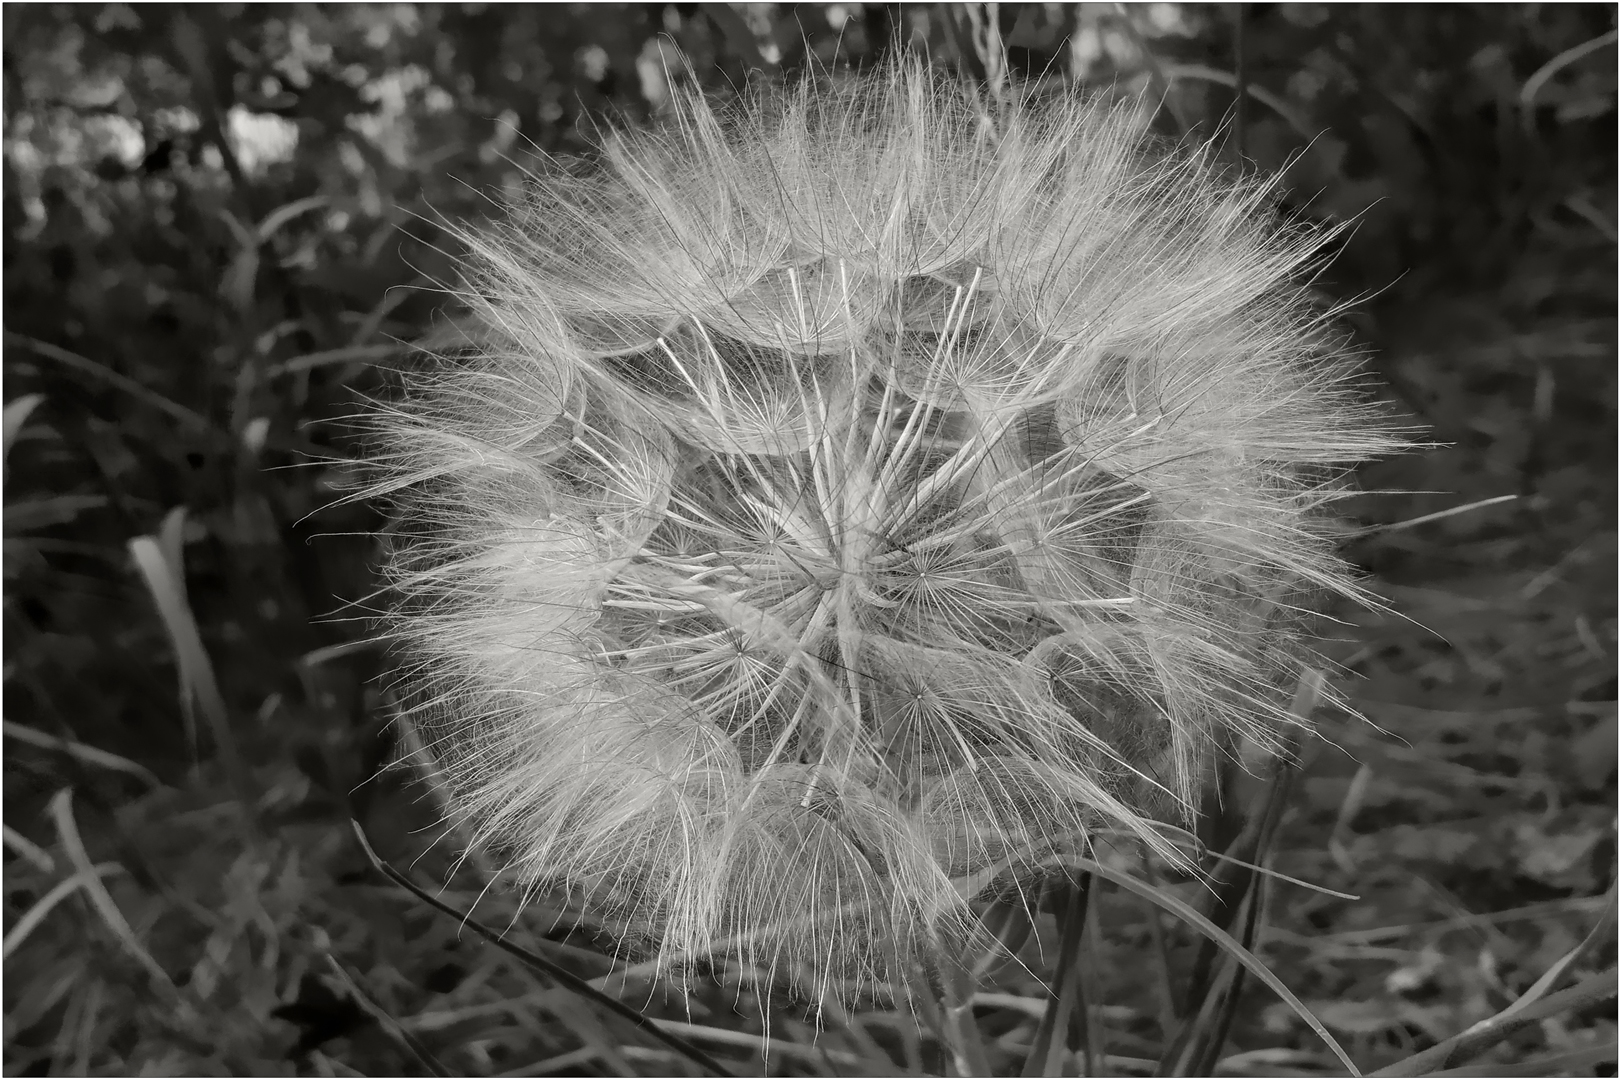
3 4 1615 1076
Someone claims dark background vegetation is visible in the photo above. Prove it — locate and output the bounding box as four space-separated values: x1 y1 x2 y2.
3 3 1615 1076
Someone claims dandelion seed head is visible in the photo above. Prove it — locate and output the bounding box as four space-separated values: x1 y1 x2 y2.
368 61 1401 997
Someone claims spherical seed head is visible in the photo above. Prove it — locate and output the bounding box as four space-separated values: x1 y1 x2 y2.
369 62 1399 997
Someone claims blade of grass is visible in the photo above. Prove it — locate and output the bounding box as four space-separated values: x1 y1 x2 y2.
699 3 777 73
1062 854 1361 1077
1231 3 1247 161
4 719 162 787
346 285 412 347
256 194 330 243
6 961 83 1056
2 861 125 959
1489 884 1615 1023
1021 873 1094 1078
972 889 1039 982
1283 895 1608 946
930 949 993 1078
1162 950 1244 1078
1177 673 1319 1040
1176 887 1264 1077
1181 803 1253 999
46 789 175 994
1109 5 1194 134
850 1008 930 1074
156 507 190 608
6 332 220 438
3 824 57 873
1193 887 1272 1077
816 986 904 1073
906 972 955 1076
1370 968 1618 1077
1520 29 1620 115
3 393 44 466
267 343 404 378
908 951 995 1078
1160 62 1314 137
1215 1046 1338 1074
1419 1042 1617 1078
400 982 633 1075
1076 877 1108 1077
495 1045 600 1077
324 955 452 1078
504 967 638 1077
1165 756 1298 1076
128 528 251 811
388 708 501 881
66 976 105 1075
349 821 731 1077
1137 844 1186 1031
311 1049 368 1077
655 1017 882 1071
5 495 108 531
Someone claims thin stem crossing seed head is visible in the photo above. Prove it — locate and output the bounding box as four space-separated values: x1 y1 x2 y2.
367 62 1400 997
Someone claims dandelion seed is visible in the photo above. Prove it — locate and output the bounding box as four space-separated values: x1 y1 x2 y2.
366 61 1401 998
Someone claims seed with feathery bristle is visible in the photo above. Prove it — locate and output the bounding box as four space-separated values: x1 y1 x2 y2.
366 60 1399 998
